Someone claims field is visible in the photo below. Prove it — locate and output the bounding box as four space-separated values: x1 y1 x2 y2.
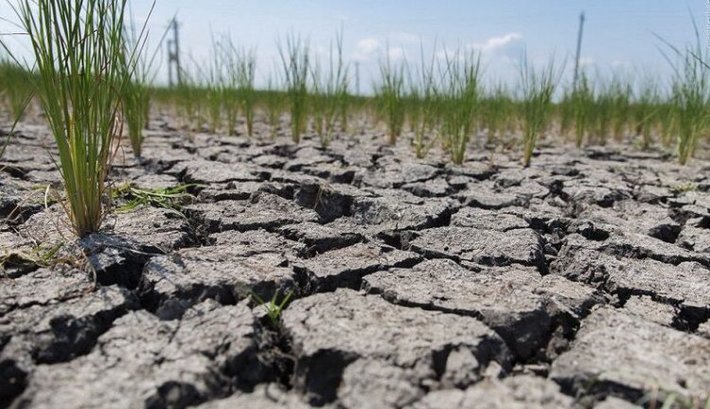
1 1 710 408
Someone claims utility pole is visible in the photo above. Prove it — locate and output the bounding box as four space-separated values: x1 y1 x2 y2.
167 17 182 87
572 11 586 91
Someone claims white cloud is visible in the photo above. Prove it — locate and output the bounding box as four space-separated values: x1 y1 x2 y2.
472 32 523 53
611 60 632 69
388 46 406 61
352 37 382 61
389 32 420 44
579 57 595 68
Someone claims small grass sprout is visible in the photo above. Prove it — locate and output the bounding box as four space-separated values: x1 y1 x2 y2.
111 183 196 213
669 182 697 194
0 242 64 275
251 289 294 328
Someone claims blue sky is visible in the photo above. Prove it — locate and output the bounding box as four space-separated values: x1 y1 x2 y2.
0 0 706 92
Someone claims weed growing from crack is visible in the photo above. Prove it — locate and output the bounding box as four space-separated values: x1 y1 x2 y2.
251 289 294 328
111 183 196 213
0 242 65 276
669 182 697 194
638 388 710 409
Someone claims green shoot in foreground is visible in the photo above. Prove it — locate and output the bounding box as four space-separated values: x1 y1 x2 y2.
251 290 294 328
9 0 143 237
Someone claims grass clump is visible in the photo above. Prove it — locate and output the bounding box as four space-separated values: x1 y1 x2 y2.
203 43 225 134
659 28 709 165
122 78 150 156
121 9 163 158
572 73 594 147
278 34 310 143
519 56 559 167
263 74 286 138
0 56 34 121
376 50 407 145
633 77 660 149
440 49 481 164
222 39 256 136
482 82 514 146
408 50 440 159
175 71 203 131
310 29 349 147
7 0 143 237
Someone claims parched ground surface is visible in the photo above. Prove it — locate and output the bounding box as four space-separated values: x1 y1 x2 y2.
1 117 709 409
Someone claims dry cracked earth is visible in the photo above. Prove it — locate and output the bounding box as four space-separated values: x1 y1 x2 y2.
1 117 709 409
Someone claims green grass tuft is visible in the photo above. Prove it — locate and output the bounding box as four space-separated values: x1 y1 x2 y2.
278 34 310 143
519 55 559 167
7 0 145 237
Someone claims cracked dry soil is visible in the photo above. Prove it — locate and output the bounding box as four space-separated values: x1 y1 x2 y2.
1 117 709 409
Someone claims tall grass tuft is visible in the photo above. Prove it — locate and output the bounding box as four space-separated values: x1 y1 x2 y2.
223 40 256 136
310 30 349 147
202 42 225 134
519 55 558 167
658 24 709 165
121 8 161 158
174 70 202 131
633 77 659 150
278 34 310 143
8 0 141 237
440 49 481 164
0 56 34 121
482 82 513 146
409 46 440 158
657 101 676 148
263 73 286 138
572 72 594 147
609 74 632 142
376 49 407 145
